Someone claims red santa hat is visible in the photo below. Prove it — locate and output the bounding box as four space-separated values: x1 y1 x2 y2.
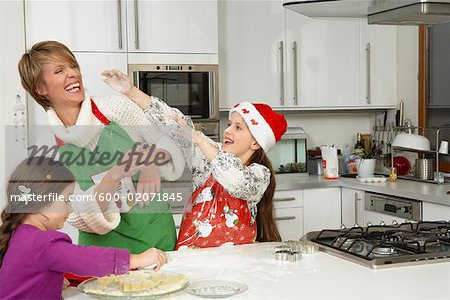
229 102 287 151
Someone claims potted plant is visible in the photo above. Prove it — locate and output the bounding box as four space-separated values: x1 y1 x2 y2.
355 149 377 178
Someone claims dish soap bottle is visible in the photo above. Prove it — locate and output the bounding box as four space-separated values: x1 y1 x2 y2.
389 167 398 182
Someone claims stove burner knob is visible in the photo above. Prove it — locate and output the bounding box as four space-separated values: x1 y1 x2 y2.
380 221 386 226
341 224 347 230
392 220 398 225
367 222 372 227
353 223 360 228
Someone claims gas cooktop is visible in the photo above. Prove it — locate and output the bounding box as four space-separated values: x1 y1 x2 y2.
307 221 450 269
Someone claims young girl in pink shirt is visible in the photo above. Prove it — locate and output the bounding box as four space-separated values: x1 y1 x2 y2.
0 157 167 299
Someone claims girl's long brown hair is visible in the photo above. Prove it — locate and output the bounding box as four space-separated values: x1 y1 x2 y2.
0 157 75 266
248 148 281 242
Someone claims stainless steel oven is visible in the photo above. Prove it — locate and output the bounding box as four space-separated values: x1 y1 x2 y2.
129 64 219 121
364 192 422 225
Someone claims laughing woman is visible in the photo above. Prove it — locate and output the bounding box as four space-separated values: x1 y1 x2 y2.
17 41 185 252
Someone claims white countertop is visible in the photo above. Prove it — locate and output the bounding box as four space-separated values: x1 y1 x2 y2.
64 242 450 300
276 174 450 206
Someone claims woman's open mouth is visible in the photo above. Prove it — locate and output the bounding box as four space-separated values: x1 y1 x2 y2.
65 82 81 93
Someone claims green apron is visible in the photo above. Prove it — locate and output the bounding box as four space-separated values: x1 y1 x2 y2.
58 111 176 253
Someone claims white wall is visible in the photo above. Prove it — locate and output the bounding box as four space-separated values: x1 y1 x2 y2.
220 111 374 151
0 1 28 203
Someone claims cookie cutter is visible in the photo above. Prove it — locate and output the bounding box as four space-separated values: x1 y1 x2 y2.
276 240 319 255
275 250 302 262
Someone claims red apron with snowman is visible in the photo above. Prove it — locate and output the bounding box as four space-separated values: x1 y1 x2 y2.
176 175 257 249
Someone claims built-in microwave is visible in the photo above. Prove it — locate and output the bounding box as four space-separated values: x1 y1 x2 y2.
129 64 219 121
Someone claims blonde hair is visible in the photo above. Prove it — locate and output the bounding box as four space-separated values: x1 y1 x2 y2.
18 41 80 110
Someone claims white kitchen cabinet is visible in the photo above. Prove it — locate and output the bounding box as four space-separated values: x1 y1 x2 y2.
341 188 365 228
422 202 450 221
218 0 285 109
273 190 303 240
173 213 183 237
303 188 341 233
74 52 127 96
25 0 127 52
127 0 218 54
285 12 361 107
219 1 397 110
359 22 397 107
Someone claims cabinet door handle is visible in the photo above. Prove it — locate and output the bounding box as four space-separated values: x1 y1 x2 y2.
134 0 140 49
279 41 285 106
275 216 296 221
117 0 123 49
292 41 298 106
366 42 371 105
354 192 361 226
274 197 296 202
171 205 185 210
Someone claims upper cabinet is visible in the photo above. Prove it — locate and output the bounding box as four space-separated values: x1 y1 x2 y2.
219 1 397 110
126 0 218 54
25 0 218 55
218 0 285 109
359 21 397 107
25 0 127 52
285 11 361 107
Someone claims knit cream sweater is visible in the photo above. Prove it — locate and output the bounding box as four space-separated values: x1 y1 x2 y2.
44 92 185 234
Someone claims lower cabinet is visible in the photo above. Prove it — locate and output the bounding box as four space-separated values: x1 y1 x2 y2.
274 206 304 241
423 202 450 221
341 188 365 228
273 190 303 241
303 188 341 234
173 213 183 238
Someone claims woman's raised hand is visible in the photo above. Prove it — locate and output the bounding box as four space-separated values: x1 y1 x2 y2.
101 69 131 94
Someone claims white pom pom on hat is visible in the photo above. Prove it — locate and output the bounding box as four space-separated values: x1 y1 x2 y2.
229 102 287 151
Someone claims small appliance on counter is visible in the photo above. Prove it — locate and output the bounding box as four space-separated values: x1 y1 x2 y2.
267 127 307 174
307 148 323 175
307 147 345 176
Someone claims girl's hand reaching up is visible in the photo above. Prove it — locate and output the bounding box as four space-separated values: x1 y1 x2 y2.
102 69 152 109
102 69 132 94
166 115 202 145
130 248 168 271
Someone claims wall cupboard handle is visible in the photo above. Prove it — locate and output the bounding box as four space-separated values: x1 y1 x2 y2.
274 197 296 202
134 0 140 49
275 216 296 221
117 0 123 49
366 42 371 104
292 41 298 106
279 41 284 106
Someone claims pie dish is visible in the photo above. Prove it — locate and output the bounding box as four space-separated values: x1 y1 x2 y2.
78 270 188 298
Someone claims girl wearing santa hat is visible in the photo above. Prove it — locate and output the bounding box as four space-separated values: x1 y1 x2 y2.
102 70 287 249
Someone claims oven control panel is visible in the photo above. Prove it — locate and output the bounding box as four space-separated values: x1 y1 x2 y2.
365 193 422 222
